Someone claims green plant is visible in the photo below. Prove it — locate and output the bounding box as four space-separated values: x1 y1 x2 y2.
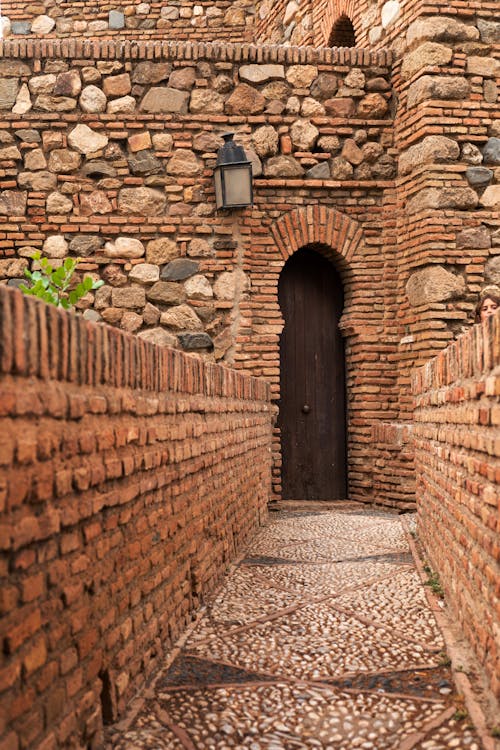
20 251 103 309
453 708 468 721
423 564 445 598
491 726 500 738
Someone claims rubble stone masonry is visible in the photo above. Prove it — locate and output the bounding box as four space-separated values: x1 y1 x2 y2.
0 285 273 750
413 312 500 702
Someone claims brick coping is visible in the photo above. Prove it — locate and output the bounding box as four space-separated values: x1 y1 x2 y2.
0 38 392 67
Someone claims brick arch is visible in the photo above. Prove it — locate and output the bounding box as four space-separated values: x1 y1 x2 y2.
317 0 359 47
270 206 364 265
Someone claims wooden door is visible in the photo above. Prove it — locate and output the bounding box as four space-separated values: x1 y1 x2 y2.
278 247 347 500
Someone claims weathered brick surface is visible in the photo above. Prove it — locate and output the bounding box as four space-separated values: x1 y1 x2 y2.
0 285 273 750
413 312 500 701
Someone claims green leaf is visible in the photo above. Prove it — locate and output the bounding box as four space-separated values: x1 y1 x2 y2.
60 298 71 310
64 257 77 272
92 279 105 290
68 289 79 306
83 276 94 292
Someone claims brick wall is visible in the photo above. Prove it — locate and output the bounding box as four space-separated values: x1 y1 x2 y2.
413 312 500 701
0 285 273 750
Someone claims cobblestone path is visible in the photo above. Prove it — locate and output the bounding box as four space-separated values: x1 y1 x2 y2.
106 504 491 750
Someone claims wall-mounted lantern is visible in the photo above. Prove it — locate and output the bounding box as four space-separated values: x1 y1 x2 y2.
214 132 253 210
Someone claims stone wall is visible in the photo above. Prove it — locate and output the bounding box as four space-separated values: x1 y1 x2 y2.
0 39 410 506
0 0 255 41
0 285 273 750
391 9 500 447
413 312 500 702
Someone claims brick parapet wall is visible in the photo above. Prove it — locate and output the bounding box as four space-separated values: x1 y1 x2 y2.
0 285 273 750
413 312 500 701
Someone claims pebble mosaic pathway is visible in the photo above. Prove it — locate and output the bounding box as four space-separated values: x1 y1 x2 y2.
106 505 491 750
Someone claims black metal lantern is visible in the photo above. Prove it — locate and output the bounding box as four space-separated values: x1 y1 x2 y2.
214 132 253 210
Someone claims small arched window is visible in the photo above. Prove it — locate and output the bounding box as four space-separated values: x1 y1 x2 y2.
328 15 356 47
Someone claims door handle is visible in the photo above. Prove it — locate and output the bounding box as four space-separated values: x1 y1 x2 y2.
302 404 310 413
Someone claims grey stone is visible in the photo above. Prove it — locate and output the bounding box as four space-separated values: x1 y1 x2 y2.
356 93 388 118
406 16 479 47
290 119 319 151
406 187 478 213
484 256 500 285
128 150 163 176
226 84 266 115
46 192 73 214
35 95 77 112
480 186 500 208
484 81 498 104
407 75 469 108
168 68 196 90
137 327 177 348
146 238 179 264
465 167 493 187
107 96 136 114
263 156 304 177
461 142 483 165
310 73 338 99
189 89 225 114
166 149 202 176
81 161 117 178
399 136 460 176
184 275 213 300
54 71 82 98
18 171 57 191
83 309 103 323
286 65 318 88
477 19 500 44
406 265 465 306
129 263 160 284
147 281 186 305
140 87 189 113
105 237 145 259
69 235 103 257
15 129 41 143
456 225 491 249
401 42 453 81
178 333 213 351
109 10 125 29
80 85 107 113
31 14 56 33
11 21 31 34
118 187 167 215
0 79 20 110
161 259 199 281
330 157 354 180
252 126 279 158
305 162 330 179
467 57 500 78
48 149 81 173
132 62 171 85
0 61 31 77
68 124 108 155
483 138 500 165
102 265 127 287
371 154 397 179
239 65 285 84
43 235 68 258
160 304 202 331
111 287 146 308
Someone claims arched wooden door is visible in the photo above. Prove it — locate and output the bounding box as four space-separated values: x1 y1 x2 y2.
278 247 347 500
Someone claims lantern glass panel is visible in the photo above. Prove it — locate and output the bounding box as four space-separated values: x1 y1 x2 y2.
217 164 252 208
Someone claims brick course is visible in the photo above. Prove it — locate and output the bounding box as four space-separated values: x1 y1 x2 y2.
0 285 273 750
413 312 500 702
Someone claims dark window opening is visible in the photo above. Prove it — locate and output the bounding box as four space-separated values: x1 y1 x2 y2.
329 15 356 47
